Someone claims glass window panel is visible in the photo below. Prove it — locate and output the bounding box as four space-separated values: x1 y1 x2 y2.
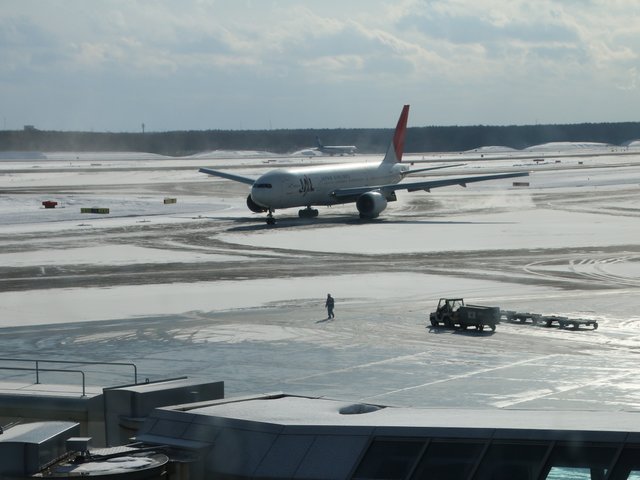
353 439 425 480
474 442 549 480
547 467 602 479
410 441 485 480
606 447 640 480
542 444 616 480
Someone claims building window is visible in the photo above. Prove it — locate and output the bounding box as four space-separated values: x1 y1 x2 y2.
473 441 549 480
410 440 485 479
541 443 619 479
353 439 425 480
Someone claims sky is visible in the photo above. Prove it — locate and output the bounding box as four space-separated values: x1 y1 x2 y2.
1 0 640 131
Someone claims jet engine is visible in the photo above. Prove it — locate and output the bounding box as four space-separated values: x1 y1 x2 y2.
356 191 388 218
246 194 267 213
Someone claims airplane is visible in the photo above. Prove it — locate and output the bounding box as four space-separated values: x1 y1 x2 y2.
199 105 529 225
315 136 357 156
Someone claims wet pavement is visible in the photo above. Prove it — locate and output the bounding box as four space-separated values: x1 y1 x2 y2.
2 153 640 412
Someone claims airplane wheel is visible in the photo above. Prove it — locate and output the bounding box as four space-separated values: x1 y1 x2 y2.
266 217 276 225
299 208 319 218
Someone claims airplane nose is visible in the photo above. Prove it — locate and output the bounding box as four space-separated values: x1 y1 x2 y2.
251 189 265 206
251 181 274 207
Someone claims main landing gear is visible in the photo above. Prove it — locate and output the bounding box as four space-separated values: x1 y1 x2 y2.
298 207 319 219
264 207 319 225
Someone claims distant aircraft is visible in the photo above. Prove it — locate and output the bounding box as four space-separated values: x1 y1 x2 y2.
315 136 357 156
199 105 528 225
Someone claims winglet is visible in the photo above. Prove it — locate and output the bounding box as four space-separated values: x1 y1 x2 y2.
383 104 410 164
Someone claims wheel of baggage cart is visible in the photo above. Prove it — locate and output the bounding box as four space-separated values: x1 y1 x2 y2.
490 324 496 332
593 322 598 330
430 318 437 327
477 324 484 332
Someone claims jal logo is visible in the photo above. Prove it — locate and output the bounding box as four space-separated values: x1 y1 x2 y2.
298 175 314 195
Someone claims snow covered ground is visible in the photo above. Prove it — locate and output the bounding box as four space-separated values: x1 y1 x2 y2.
1 147 640 410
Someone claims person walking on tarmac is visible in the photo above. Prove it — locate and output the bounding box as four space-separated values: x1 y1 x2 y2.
325 294 335 319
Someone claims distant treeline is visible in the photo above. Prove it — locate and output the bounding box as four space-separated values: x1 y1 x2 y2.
1 122 639 156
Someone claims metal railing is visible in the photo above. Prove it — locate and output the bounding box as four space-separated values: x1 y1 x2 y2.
0 366 87 396
0 358 139 396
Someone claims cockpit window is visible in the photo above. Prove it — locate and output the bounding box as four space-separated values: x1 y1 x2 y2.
253 183 272 188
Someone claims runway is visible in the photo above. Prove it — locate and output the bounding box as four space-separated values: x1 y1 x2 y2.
1 148 640 410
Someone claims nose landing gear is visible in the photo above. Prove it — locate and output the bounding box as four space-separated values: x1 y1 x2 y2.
266 209 276 225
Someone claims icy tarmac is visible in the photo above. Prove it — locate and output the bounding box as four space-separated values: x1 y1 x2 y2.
1 148 640 410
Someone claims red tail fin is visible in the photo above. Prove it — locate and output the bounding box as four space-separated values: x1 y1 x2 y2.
383 104 410 164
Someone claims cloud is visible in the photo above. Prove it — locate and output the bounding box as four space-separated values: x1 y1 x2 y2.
617 67 639 91
0 15 67 78
400 8 578 46
2 0 640 130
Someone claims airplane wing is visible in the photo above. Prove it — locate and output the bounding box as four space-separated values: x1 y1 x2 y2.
402 163 465 176
199 168 256 186
332 171 529 199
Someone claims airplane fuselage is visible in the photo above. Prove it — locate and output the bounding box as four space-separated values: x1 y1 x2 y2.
318 145 357 155
250 161 409 209
315 137 357 156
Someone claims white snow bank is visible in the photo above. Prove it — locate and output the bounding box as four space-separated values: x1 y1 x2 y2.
467 146 517 153
525 142 611 151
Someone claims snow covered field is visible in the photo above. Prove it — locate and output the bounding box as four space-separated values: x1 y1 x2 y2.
1 147 640 409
